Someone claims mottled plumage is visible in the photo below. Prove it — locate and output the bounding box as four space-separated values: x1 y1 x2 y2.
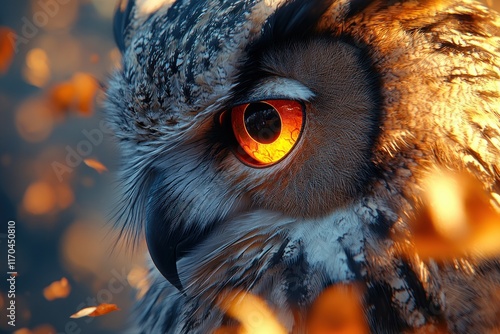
105 0 500 333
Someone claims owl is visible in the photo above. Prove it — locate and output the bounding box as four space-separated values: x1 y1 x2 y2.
105 0 500 333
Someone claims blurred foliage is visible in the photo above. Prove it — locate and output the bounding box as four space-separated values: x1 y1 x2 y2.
0 1 145 333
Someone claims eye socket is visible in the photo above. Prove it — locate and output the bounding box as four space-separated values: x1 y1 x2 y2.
227 100 305 166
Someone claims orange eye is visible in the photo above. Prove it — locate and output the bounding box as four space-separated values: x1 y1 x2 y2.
229 100 304 166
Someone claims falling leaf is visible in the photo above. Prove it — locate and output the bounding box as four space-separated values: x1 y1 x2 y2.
49 72 99 116
307 284 369 334
84 158 108 174
72 72 100 115
411 169 500 259
0 27 15 75
49 81 75 113
70 306 97 319
70 303 120 319
43 277 71 301
87 303 119 317
218 291 287 334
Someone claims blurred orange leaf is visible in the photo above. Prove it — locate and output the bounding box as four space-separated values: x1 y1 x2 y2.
411 169 500 259
84 158 108 173
70 303 120 319
72 72 99 115
218 291 287 334
0 27 15 75
308 284 368 334
50 82 75 112
49 72 99 116
43 277 71 301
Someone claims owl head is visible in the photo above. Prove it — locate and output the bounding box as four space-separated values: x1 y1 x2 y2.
106 0 500 332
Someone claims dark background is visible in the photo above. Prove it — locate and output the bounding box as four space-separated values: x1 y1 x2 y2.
0 1 499 334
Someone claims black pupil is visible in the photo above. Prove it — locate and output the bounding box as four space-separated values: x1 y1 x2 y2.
244 103 281 144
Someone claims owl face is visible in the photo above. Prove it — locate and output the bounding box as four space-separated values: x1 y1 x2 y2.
106 0 500 332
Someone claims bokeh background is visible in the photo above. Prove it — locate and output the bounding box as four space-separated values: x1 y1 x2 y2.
0 1 146 333
0 1 499 334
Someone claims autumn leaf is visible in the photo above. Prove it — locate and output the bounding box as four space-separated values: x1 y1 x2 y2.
0 27 15 75
410 169 500 259
49 81 75 113
72 72 100 115
83 158 108 174
307 284 369 334
70 306 96 319
90 303 120 317
43 277 71 301
70 303 120 319
218 291 287 334
49 72 99 116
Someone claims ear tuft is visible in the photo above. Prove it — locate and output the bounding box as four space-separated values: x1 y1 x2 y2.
114 0 136 53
